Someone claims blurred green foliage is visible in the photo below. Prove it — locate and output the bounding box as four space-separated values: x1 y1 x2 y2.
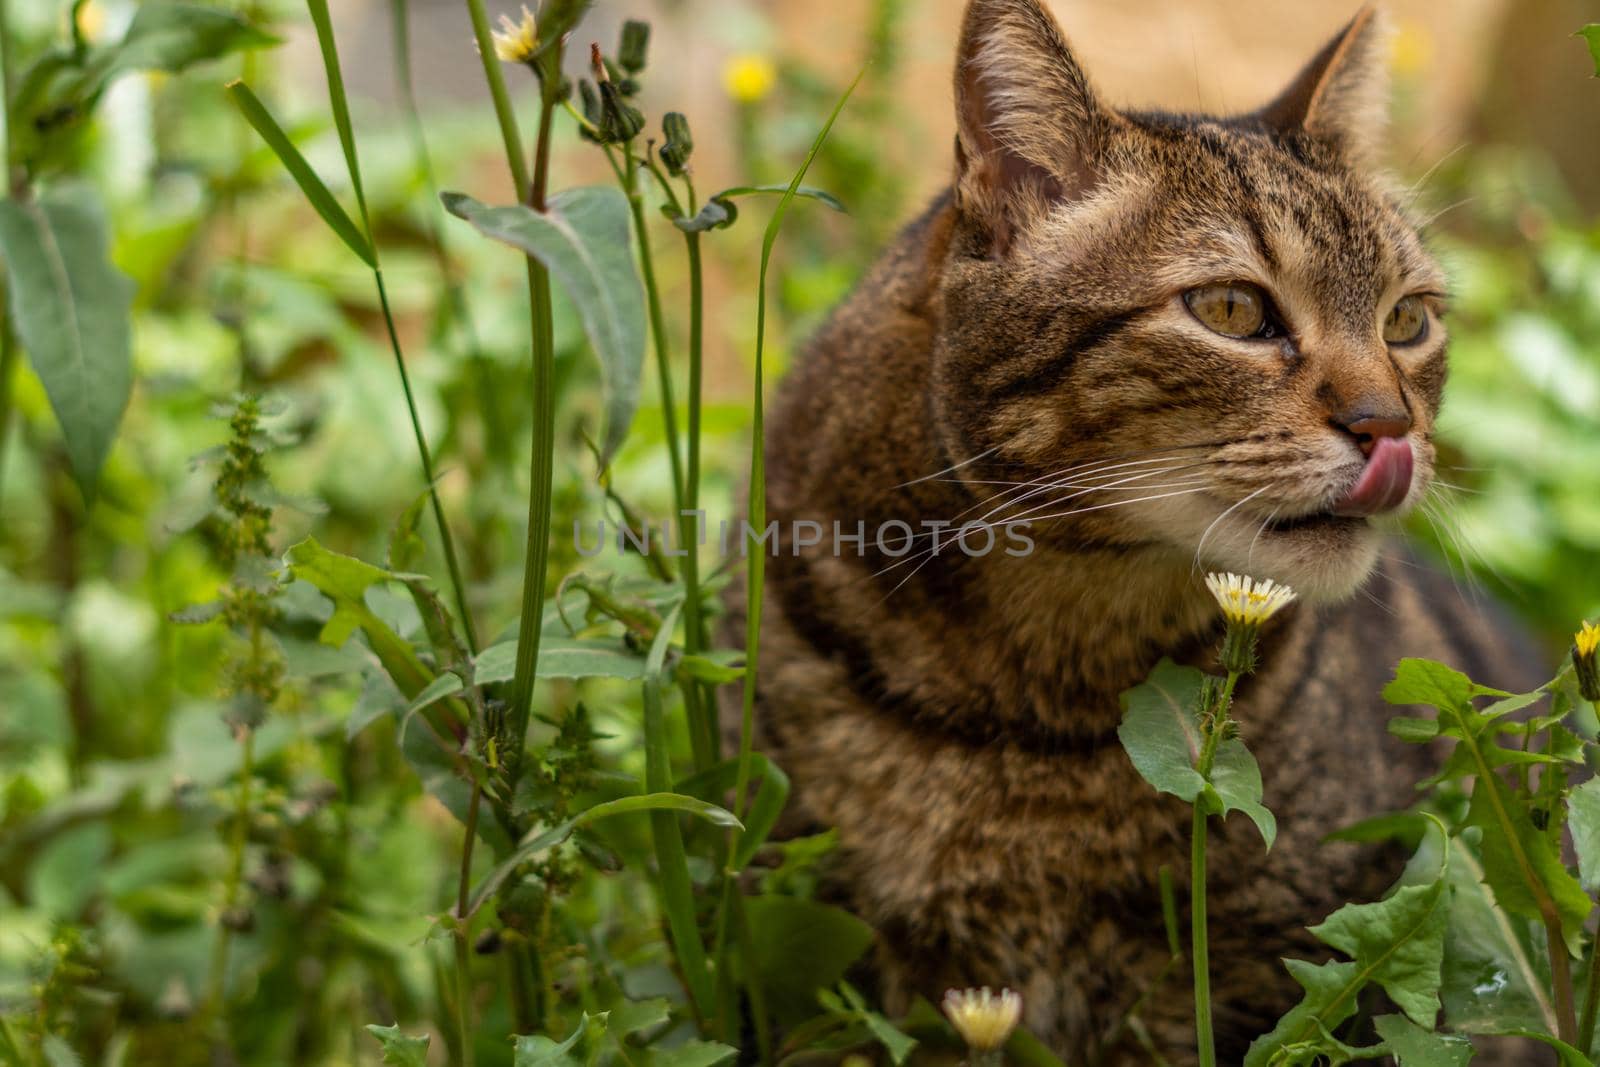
0 0 1595 1064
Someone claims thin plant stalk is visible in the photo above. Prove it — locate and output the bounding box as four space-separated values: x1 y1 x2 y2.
1189 670 1236 1067
206 726 255 1012
454 786 483 1067
0 306 15 510
460 0 555 1037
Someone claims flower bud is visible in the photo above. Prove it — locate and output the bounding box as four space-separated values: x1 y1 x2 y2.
1575 621 1599 703
660 112 693 175
618 20 650 75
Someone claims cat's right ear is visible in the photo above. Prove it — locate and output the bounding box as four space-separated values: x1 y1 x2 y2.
953 0 1110 254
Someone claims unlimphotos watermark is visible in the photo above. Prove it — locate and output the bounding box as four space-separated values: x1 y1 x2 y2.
573 512 1035 559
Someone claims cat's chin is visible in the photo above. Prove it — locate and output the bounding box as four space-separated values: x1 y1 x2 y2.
1183 512 1383 603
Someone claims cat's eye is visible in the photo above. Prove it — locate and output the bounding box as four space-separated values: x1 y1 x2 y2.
1183 283 1274 339
1383 295 1428 344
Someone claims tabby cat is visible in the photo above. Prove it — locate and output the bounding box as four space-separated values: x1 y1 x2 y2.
728 1 1537 1062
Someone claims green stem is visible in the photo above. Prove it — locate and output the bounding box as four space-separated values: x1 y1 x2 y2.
619 144 684 514
681 228 715 761
1188 671 1234 1067
459 0 530 201
207 726 255 1013
454 786 481 1067
1190 805 1214 1067
372 267 479 654
506 89 558 766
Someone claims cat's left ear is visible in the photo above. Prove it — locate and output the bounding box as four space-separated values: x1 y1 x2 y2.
1255 5 1389 165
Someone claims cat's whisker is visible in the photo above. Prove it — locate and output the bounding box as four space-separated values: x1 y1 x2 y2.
892 445 1000 490
1247 507 1280 568
1190 486 1270 574
953 451 1218 523
969 460 1218 526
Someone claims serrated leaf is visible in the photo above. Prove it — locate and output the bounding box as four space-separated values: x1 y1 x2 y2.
0 186 133 498
283 538 430 697
364 1023 430 1066
1384 658 1510 711
1312 881 1450 1026
514 1013 604 1067
442 188 644 462
1466 766 1591 953
1248 847 1451 1064
1117 658 1207 803
1373 1015 1474 1066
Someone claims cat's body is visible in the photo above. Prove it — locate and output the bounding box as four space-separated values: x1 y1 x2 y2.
727 3 1539 1062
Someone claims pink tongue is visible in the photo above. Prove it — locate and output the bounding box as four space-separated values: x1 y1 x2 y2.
1332 437 1414 517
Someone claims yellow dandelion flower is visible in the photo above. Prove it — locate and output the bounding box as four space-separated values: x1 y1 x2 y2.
1205 572 1297 627
1577 621 1600 659
942 987 1022 1052
491 5 539 65
723 53 776 104
1575 620 1599 702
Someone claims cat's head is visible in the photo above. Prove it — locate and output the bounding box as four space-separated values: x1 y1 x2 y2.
931 0 1445 602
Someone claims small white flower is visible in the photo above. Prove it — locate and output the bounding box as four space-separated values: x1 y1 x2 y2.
942 987 1022 1052
490 5 538 64
1204 572 1297 627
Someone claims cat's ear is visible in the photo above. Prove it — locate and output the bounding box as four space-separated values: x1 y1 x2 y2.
1255 6 1389 165
953 0 1110 254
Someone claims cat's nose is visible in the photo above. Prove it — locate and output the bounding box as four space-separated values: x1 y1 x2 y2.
1336 409 1412 456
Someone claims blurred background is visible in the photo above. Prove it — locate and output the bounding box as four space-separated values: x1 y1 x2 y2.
1 0 1598 1062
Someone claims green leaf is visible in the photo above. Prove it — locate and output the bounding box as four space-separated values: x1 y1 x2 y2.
607 997 671 1038
1567 778 1600 893
1384 658 1507 712
642 1042 738 1067
671 197 737 233
1117 658 1207 802
744 896 874 1026
1373 1015 1474 1066
1466 760 1591 952
109 6 278 76
514 1012 607 1067
39 1035 81 1067
466 792 740 917
712 184 847 213
283 538 430 697
837 982 918 1065
1390 716 1443 743
227 81 374 266
1576 26 1600 78
441 188 644 462
0 186 133 497
1247 840 1450 1065
364 1023 431 1066
475 635 647 683
1312 881 1450 1026
1440 833 1560 1037
1209 738 1277 848
674 754 791 868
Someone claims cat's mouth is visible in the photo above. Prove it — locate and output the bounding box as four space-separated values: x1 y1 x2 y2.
1262 438 1417 534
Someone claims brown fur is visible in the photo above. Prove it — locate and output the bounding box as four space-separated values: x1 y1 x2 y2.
724 3 1540 1062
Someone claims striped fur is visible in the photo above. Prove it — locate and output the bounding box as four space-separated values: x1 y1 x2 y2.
723 2 1540 1062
